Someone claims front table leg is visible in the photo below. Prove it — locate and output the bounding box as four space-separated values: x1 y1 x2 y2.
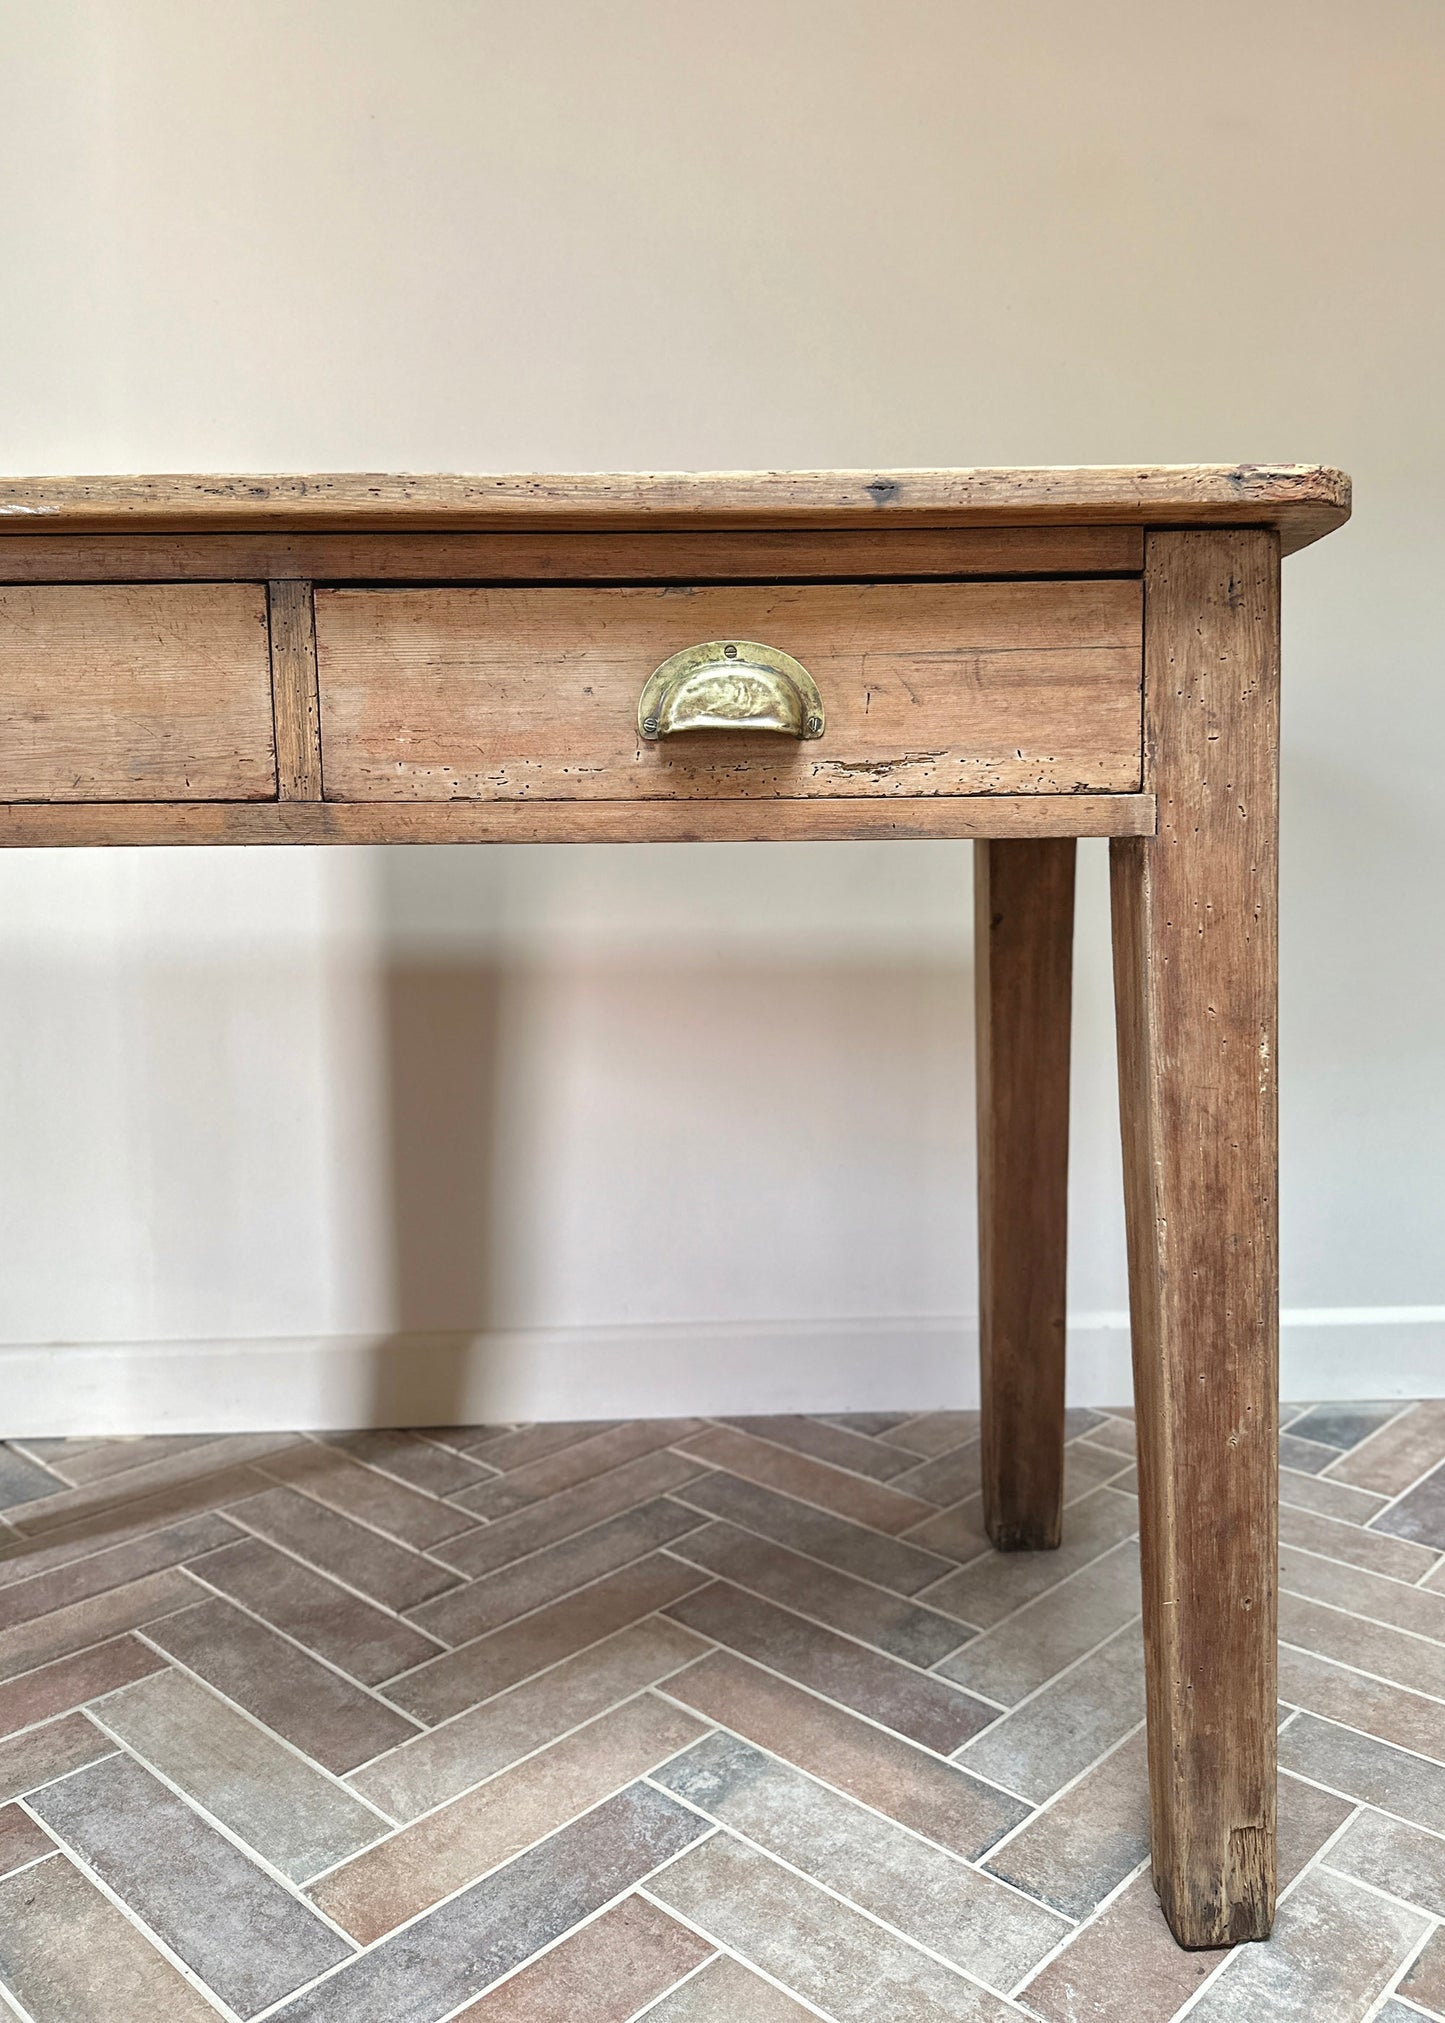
1110 528 1280 1947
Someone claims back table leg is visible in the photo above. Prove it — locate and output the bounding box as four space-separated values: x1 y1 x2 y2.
1110 528 1281 1948
975 837 1076 1552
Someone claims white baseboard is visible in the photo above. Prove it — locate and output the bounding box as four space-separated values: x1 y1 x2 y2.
2 1309 1442 1436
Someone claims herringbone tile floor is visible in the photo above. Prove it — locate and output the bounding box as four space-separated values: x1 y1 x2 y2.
0 1404 1443 2021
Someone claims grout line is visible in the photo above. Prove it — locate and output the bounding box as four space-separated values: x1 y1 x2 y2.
1367 1454 1445 1529
1004 1854 1153 2001
925 1534 1142 1664
708 1418 975 1499
240 1454 482 1570
1269 1753 1445 1840
1280 1582 1445 1650
183 1529 451 1653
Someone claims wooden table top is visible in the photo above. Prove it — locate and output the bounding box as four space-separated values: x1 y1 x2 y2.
0 466 1350 552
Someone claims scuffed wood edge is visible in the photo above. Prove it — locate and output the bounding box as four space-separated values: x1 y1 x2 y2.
267 581 322 801
0 793 1157 848
0 467 1350 552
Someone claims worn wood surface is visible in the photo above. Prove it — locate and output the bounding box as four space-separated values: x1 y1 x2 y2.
316 580 1143 802
0 584 275 803
0 467 1349 551
267 581 322 801
1110 528 1281 1948
0 793 1156 848
0 525 1144 585
976 838 1076 1551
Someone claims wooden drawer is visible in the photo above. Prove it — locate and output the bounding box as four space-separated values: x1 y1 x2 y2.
315 580 1142 801
0 585 275 802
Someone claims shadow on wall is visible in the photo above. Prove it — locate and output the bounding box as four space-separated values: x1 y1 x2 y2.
356 842 980 1429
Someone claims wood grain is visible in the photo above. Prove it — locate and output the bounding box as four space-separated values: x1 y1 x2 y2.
0 794 1156 848
0 584 275 802
1110 528 1280 1948
267 581 322 800
315 580 1143 802
976 839 1076 1551
0 525 1144 585
0 466 1349 552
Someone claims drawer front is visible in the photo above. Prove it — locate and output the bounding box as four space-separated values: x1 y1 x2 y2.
0 585 275 802
315 580 1142 801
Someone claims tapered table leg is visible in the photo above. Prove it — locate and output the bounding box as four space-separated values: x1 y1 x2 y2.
976 836 1076 1551
1110 528 1280 1948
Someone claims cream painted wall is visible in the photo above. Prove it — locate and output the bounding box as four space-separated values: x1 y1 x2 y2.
1 0 1442 1427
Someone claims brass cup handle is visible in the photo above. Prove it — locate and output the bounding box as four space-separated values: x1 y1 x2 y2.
638 640 825 741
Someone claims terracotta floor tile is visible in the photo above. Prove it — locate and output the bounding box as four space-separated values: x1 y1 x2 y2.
959 1621 1147 1803
1279 1430 1345 1475
1328 1404 1445 1496
721 1414 921 1481
4 1433 299 1539
666 1579 991 1751
386 1553 710 1725
1021 1771 1353 2023
1279 1466 1390 1524
898 1491 992 1564
891 1439 986 1507
660 1650 1025 1858
647 1829 1018 2021
667 1517 972 1664
1400 1928 1445 2014
456 1421 704 1520
1323 1806 1445 1916
920 1486 1139 1629
271 1782 708 2022
642 1952 819 2019
0 1512 235 1634
226 1484 461 1612
145 1596 418 1773
982 1726 1150 1918
682 1426 937 1534
0 1464 272 1587
256 1441 480 1549
409 1498 707 1646
455 1893 713 2019
0 1855 221 2021
0 1635 164 1741
36 1434 225 1488
322 1429 496 1499
349 1617 708 1822
464 1420 621 1472
1278 1712 1445 1831
1280 1591 1445 1699
1280 1541 1445 1640
0 1711 114 1804
0 1568 198 1686
0 1446 69 1511
313 1693 706 1941
1277 1644 1445 1765
94 1665 389 1882
674 1467 955 1596
879 1411 982 1459
1279 1501 1441 1582
1186 1865 1427 2021
439 1447 707 1580
29 1752 353 2016
939 1540 1141 1707
1373 1463 1445 1552
1289 1403 1408 1453
0 1802 53 1878
654 1728 1068 1988
187 1533 442 1684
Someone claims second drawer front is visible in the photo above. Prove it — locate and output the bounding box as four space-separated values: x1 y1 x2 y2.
315 580 1142 801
